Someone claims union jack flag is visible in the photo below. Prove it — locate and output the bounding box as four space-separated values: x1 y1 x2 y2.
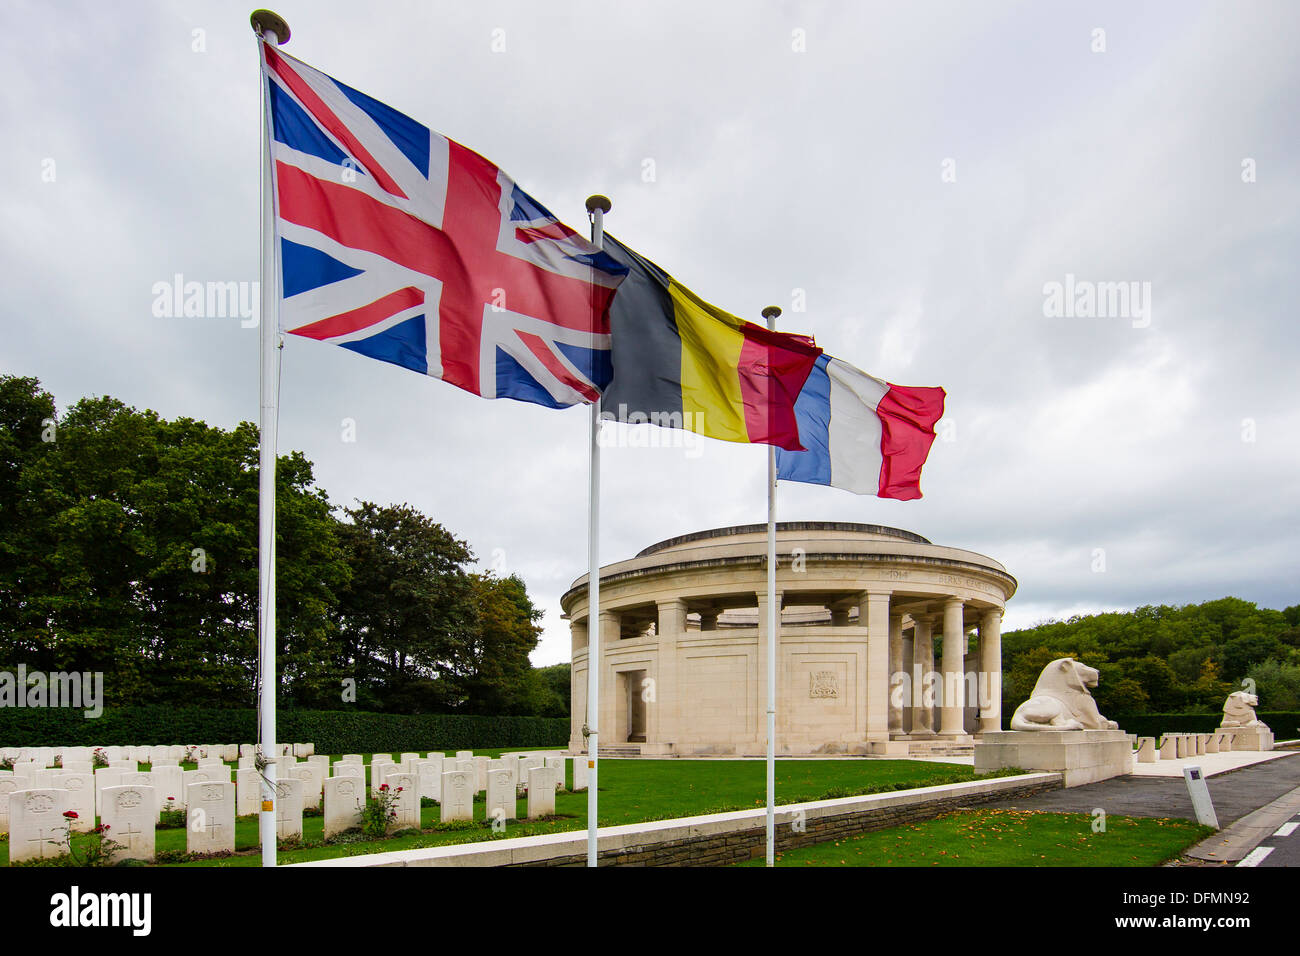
259 43 627 408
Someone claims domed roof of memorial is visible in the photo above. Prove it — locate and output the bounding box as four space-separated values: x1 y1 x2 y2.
636 522 931 558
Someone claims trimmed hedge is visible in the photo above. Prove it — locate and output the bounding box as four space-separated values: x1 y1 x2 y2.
0 706 569 754
1109 712 1300 740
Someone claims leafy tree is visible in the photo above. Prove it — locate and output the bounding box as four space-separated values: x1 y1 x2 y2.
450 573 544 715
0 379 348 708
1 376 570 717
533 663 571 717
332 502 476 712
1002 596 1300 716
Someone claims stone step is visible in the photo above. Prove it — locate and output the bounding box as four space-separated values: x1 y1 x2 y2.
599 746 642 757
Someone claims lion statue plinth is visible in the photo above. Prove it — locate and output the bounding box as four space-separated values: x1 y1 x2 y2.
1221 691 1269 729
1009 658 1119 732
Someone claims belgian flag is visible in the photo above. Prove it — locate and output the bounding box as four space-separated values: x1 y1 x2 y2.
599 234 822 451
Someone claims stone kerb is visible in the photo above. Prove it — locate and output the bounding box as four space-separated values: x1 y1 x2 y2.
290 772 1061 868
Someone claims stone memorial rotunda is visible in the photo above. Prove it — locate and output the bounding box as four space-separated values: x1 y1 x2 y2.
563 522 1017 757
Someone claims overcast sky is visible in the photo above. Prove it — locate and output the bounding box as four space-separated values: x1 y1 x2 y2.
3 0 1297 666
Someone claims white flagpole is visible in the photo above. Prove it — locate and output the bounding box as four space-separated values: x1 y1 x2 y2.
761 304 782 868
251 8 290 869
584 194 612 867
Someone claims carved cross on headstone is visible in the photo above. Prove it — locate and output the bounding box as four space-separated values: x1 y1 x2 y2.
119 821 143 850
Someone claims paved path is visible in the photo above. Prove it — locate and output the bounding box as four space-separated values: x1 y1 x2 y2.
985 752 1300 826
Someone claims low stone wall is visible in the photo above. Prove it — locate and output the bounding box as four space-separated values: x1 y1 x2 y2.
293 772 1062 868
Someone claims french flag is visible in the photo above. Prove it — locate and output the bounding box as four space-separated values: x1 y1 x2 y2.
775 355 946 499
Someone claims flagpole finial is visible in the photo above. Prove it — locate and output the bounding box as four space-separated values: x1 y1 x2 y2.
585 195 612 214
250 9 291 44
761 306 782 321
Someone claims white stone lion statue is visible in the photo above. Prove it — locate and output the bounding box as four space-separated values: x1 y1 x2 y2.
1221 691 1267 728
1009 658 1119 731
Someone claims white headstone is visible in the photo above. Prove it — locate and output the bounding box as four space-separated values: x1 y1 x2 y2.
421 753 445 777
118 772 159 821
149 764 184 807
275 777 304 841
186 780 235 855
473 755 489 792
526 767 558 818
8 788 71 862
384 772 420 830
94 768 125 814
292 763 323 810
16 765 52 789
0 771 16 833
293 742 315 758
332 763 363 780
183 767 229 799
486 769 514 823
544 756 565 791
518 756 543 789
50 770 95 831
410 761 441 802
60 760 93 774
339 754 364 765
370 760 396 795
323 775 365 839
239 743 256 758
440 770 474 822
571 754 589 791
236 767 262 817
100 785 156 862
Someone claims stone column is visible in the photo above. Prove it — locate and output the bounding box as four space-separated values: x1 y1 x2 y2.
978 608 1003 734
830 604 850 626
939 598 968 738
911 616 935 736
859 590 892 743
598 610 621 748
569 619 588 752
901 627 915 733
888 611 905 736
756 591 782 752
699 609 718 631
653 598 687 751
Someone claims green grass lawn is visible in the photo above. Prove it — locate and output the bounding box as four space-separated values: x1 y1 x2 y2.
736 809 1214 867
3 755 1001 867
